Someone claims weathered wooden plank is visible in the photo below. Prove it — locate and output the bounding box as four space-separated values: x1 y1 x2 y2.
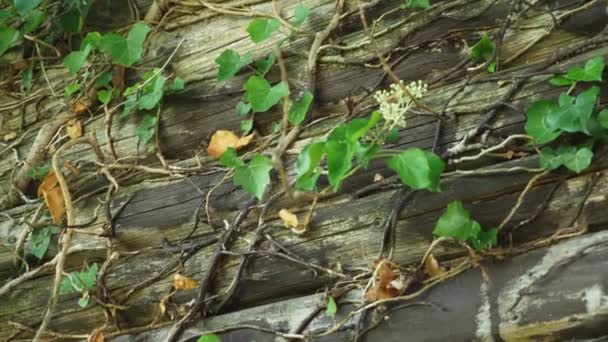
111 230 608 341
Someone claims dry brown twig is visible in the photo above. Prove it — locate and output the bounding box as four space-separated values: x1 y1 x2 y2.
33 133 105 341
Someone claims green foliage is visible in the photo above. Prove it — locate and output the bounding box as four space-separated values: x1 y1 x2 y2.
550 56 605 86
23 9 45 34
598 109 608 129
97 89 112 104
0 26 19 56
255 51 276 75
59 263 99 307
197 334 221 342
432 201 497 251
240 118 253 134
524 100 561 144
234 155 273 200
326 295 337 319
13 0 42 16
401 0 431 9
387 148 444 192
59 0 92 33
169 77 185 92
27 163 51 180
216 49 252 82
64 83 81 97
469 34 496 72
295 113 382 191
220 149 272 199
293 4 311 26
122 69 166 117
247 18 280 43
63 44 93 75
288 91 313 126
244 76 288 112
98 22 150 66
30 226 60 259
21 65 33 92
219 147 244 168
136 114 157 145
539 145 593 173
235 101 251 117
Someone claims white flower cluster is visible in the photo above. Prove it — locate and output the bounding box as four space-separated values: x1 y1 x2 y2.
373 80 428 130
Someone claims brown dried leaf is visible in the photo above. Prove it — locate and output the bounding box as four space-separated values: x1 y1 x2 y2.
37 171 58 197
72 99 90 115
423 254 445 278
66 119 83 139
173 273 198 290
207 130 254 158
279 209 299 228
373 173 384 182
88 329 105 342
64 160 80 176
364 259 405 302
43 186 65 224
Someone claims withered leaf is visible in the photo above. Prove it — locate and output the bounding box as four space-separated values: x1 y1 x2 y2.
207 130 254 158
66 119 83 139
279 209 299 228
423 254 446 278
173 273 198 290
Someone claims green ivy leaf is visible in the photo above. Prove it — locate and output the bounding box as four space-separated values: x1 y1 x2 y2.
539 146 566 170
64 83 81 97
63 44 93 75
77 295 90 308
30 226 60 259
470 34 494 64
197 334 221 342
566 56 605 82
293 4 311 26
169 77 185 92
122 94 138 118
245 76 288 112
386 127 399 143
524 100 561 144
325 140 355 190
21 66 33 92
598 109 608 129
329 111 382 143
247 18 280 43
433 201 479 241
469 225 497 251
240 118 253 134
233 155 272 200
326 295 337 319
80 32 102 50
0 26 20 56
23 9 45 34
60 263 98 295
216 49 252 82
59 7 83 32
288 91 313 126
355 143 378 169
549 75 574 86
97 90 112 104
27 163 51 180
236 101 251 117
545 86 599 133
255 51 276 75
138 72 166 110
13 0 42 16
562 147 593 173
387 148 444 192
95 71 112 87
98 22 150 66
219 147 244 168
136 115 157 145
0 9 11 25
401 0 431 9
295 141 325 190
